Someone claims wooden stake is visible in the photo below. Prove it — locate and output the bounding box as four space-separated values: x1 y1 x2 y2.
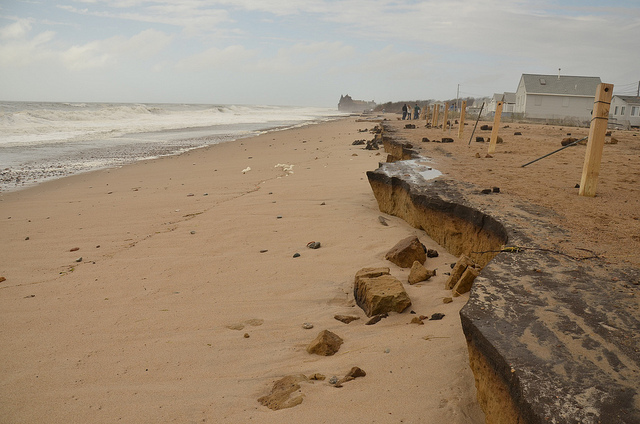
458 100 467 139
579 83 614 197
487 101 503 154
433 104 439 128
442 102 449 132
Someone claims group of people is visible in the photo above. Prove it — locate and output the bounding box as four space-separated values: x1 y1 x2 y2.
401 103 421 120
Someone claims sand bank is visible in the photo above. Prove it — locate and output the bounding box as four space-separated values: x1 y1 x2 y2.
0 117 484 423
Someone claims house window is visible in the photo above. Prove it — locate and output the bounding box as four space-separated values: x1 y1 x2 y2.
614 106 619 115
621 106 626 116
632 106 639 116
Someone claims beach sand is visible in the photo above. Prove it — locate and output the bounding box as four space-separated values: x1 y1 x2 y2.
0 118 484 423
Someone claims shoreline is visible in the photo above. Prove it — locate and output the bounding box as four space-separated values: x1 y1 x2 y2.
0 115 484 423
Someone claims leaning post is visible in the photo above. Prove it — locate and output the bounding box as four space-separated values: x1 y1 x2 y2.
458 100 467 139
487 101 503 154
442 102 449 132
433 104 439 128
579 83 614 197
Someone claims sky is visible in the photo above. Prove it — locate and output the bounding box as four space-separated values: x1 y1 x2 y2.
1 0 639 107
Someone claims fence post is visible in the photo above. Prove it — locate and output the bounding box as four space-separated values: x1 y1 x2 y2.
442 102 449 132
433 104 439 128
458 100 467 139
579 83 614 197
487 101 503 154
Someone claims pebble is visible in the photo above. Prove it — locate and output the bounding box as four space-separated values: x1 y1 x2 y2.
293 253 301 258
302 322 314 329
75 257 83 263
329 376 339 384
430 313 445 320
384 348 390 354
25 236 30 240
190 231 196 234
277 215 282 219
244 333 250 338
307 241 321 249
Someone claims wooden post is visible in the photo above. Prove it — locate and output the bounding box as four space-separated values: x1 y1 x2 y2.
487 101 503 154
442 102 449 132
433 104 439 128
419 105 426 121
458 100 467 139
579 83 614 197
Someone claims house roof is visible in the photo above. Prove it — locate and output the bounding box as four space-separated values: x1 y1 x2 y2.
520 74 601 97
503 92 516 103
614 95 640 105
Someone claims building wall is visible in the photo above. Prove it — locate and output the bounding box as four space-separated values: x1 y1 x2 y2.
520 94 594 122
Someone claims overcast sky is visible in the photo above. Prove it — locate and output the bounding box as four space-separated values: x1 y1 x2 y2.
1 0 639 107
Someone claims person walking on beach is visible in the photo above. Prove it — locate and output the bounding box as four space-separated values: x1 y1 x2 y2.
413 104 420 120
402 104 408 120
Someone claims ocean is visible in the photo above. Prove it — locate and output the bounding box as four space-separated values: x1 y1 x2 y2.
0 101 345 192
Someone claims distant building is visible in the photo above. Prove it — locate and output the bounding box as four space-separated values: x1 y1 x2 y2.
486 92 516 116
514 74 602 123
338 94 376 112
610 95 640 129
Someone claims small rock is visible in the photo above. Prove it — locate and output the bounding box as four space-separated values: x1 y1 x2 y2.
70 247 80 252
75 257 83 263
485 154 493 158
426 249 438 258
306 241 321 249
475 152 481 158
384 348 390 354
514 132 522 135
329 376 339 384
187 193 195 197
422 137 431 142
302 322 314 329
25 236 30 240
430 313 445 320
320 202 326 205
0 276 6 283
443 297 453 304
244 333 250 338
260 249 268 253
334 315 360 324
277 215 283 219
293 253 300 258
492 187 500 193
442 137 454 143
481 189 492 194
476 136 484 142
378 216 389 226
190 231 196 234
575 184 580 188
365 313 388 325
307 330 343 356
411 317 424 325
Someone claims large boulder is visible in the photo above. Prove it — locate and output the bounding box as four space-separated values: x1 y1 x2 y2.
354 268 412 317
384 235 426 268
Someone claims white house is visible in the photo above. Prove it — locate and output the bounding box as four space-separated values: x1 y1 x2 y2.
514 74 602 123
610 95 640 129
486 92 516 116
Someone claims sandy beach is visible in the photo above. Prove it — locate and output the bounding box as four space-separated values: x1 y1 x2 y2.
0 117 484 423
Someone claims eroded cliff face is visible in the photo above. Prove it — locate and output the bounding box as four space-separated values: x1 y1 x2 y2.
366 129 640 424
